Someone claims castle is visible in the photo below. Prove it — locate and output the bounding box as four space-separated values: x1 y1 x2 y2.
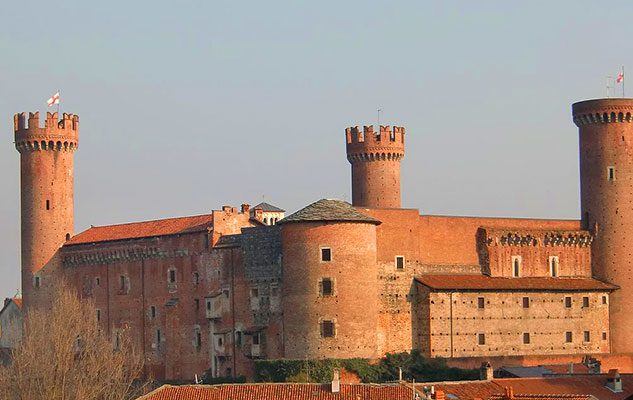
12 98 633 381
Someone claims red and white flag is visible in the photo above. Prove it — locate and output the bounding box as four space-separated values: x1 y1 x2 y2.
47 92 60 107
617 72 624 83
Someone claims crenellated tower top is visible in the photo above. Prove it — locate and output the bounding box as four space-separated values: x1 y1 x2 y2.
345 125 405 163
14 111 79 153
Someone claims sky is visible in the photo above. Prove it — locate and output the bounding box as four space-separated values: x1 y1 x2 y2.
1 1 632 297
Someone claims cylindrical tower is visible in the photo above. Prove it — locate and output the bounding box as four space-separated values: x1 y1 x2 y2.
14 111 79 308
279 199 380 359
346 125 405 208
573 98 633 353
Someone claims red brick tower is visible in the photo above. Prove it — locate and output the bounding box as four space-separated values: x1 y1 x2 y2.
14 112 79 308
573 99 633 353
345 125 405 208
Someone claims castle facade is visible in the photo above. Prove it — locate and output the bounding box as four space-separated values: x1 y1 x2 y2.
12 99 633 380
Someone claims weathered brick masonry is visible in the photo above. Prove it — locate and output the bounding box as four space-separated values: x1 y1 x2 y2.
13 99 633 380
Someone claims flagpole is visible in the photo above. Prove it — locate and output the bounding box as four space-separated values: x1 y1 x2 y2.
57 89 61 116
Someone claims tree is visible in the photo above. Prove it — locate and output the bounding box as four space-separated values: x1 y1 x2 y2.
0 281 150 399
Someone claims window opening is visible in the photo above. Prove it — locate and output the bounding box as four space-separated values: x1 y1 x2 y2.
522 297 530 308
582 296 589 308
321 248 332 262
565 331 573 343
321 320 335 338
512 256 521 277
477 297 485 309
478 333 486 345
584 331 591 342
252 333 260 345
193 272 200 285
150 305 156 319
608 166 616 181
523 332 530 344
395 256 405 270
321 278 333 296
565 296 572 308
168 269 176 283
549 256 559 277
46 200 50 210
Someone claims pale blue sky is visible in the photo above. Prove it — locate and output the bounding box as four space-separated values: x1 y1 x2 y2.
1 1 631 296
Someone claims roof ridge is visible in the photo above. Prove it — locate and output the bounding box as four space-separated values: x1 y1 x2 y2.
84 212 214 229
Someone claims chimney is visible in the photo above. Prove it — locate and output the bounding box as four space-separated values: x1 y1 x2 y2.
503 387 514 400
606 369 623 393
480 362 493 381
434 389 445 400
331 369 340 393
241 203 251 214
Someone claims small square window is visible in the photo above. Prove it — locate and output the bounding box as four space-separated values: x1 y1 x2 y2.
321 320 335 338
251 288 259 298
321 248 332 262
602 331 607 341
477 297 485 309
584 331 591 342
478 333 486 345
565 296 572 308
523 332 530 344
522 297 530 308
320 278 333 297
395 256 405 270
602 295 608 305
582 296 589 308
608 166 616 181
565 331 573 343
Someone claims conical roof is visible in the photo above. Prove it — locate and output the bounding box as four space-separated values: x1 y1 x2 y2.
278 199 380 225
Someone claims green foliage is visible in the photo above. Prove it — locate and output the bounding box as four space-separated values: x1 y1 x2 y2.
254 350 478 383
201 371 246 385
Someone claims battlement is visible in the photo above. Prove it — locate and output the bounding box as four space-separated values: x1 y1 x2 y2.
14 111 79 153
572 99 633 126
345 125 405 145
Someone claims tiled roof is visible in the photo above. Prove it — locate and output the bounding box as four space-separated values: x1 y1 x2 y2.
422 374 633 399
138 383 415 400
66 214 214 245
278 199 380 225
12 298 22 309
253 202 285 212
415 275 618 291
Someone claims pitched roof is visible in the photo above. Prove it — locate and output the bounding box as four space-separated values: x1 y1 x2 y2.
278 199 380 225
253 202 285 212
422 374 633 400
66 214 214 245
138 383 415 400
415 275 618 291
12 298 22 309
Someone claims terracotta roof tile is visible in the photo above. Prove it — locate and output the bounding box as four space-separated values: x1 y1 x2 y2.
278 199 380 225
415 275 618 291
66 214 213 245
138 383 415 400
12 298 22 309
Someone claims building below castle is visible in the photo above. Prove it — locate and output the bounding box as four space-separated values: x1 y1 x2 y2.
12 98 633 381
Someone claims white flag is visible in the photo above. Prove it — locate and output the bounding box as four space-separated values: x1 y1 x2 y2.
47 92 60 107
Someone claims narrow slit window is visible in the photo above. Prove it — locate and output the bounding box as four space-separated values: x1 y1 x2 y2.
584 331 591 342
523 332 530 344
150 305 156 319
549 256 559 277
608 166 616 181
46 200 50 210
512 256 521 277
168 269 176 283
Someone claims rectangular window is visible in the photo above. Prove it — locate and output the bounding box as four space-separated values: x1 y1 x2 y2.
252 333 260 345
251 288 259 298
236 331 242 347
194 298 200 311
565 331 573 343
321 320 335 338
46 200 50 210
156 329 162 349
608 166 616 181
565 296 572 308
34 276 41 289
478 333 486 345
602 295 608 305
395 256 405 270
168 269 176 283
584 331 591 342
477 297 485 309
523 332 530 344
582 296 590 308
549 256 559 277
193 272 200 285
602 331 607 341
119 276 127 292
321 248 332 262
195 330 202 349
96 309 101 322
206 299 212 310
95 277 100 286
511 256 521 277
150 305 156 319
320 278 333 296
522 297 530 308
